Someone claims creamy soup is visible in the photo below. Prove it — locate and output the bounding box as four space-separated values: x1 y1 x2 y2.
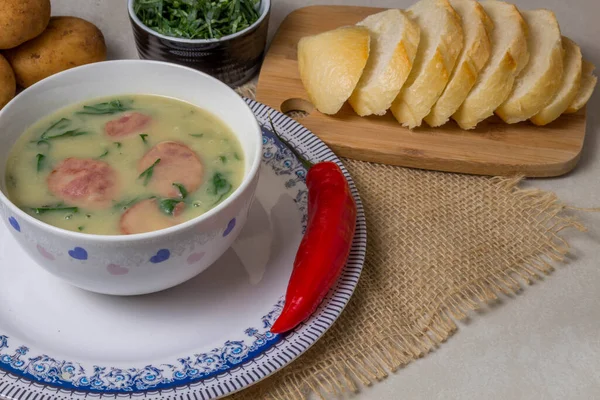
5 95 245 235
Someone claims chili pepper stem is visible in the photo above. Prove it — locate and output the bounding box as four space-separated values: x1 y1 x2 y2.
267 113 314 170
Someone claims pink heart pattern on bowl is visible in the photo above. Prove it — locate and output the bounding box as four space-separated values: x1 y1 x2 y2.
107 263 129 276
36 244 55 260
187 252 205 265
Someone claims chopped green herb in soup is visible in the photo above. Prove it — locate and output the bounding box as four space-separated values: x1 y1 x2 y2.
5 95 245 235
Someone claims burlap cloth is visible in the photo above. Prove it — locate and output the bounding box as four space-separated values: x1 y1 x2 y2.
228 83 589 400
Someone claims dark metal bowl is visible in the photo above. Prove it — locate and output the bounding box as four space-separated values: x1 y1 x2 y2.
127 0 270 88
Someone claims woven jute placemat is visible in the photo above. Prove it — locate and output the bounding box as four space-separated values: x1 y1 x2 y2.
229 83 588 400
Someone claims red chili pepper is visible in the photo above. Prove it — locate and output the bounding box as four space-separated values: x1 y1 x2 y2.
268 116 357 334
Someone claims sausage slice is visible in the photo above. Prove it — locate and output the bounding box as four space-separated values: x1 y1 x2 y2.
119 198 184 234
138 141 203 198
105 112 151 139
47 158 120 210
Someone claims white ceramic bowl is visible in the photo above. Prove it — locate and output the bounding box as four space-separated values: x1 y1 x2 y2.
0 60 263 296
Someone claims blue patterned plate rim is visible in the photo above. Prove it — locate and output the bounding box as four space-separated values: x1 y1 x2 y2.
0 99 367 400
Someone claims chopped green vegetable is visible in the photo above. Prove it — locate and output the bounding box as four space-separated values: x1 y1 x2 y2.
158 198 183 216
31 206 78 215
219 155 227 164
140 133 149 143
35 129 90 146
36 154 45 172
208 172 232 204
172 183 188 199
45 129 89 140
114 142 122 148
78 226 84 232
113 197 140 211
133 0 261 40
234 152 241 160
137 158 161 186
76 100 132 115
189 133 204 138
98 149 109 158
40 118 71 139
33 118 88 146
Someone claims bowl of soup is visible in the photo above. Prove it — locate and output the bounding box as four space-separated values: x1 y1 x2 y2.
0 60 262 296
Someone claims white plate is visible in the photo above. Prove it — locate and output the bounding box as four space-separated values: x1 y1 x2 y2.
0 100 367 400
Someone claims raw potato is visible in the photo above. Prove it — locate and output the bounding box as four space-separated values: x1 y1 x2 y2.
0 0 51 50
5 16 107 88
0 54 16 110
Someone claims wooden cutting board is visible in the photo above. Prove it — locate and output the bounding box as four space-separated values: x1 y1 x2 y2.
255 5 588 177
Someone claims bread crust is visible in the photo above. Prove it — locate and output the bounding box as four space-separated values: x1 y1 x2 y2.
452 0 529 130
348 10 420 117
297 26 370 115
565 59 597 114
496 9 564 124
530 36 582 125
425 0 493 127
390 0 464 129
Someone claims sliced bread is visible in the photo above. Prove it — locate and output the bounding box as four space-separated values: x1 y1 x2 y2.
389 0 463 129
495 9 564 123
424 0 493 127
530 37 582 125
452 0 529 130
565 60 597 113
297 26 370 115
348 10 420 117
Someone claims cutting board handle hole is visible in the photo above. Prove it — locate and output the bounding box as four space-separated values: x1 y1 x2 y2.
281 98 313 119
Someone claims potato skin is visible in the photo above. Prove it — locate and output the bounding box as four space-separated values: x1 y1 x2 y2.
5 16 107 88
0 0 51 50
0 54 16 110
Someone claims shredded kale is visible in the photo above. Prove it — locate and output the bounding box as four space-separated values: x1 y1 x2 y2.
158 198 184 216
208 172 232 204
36 154 45 172
134 0 261 40
76 100 132 115
138 158 161 186
172 182 188 199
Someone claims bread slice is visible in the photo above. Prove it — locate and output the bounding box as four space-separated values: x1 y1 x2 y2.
297 26 370 115
348 9 420 116
565 60 597 113
452 0 529 130
424 0 493 127
495 9 563 123
530 37 582 125
389 0 463 129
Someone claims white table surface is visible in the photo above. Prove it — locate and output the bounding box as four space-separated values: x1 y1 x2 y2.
50 1 600 399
